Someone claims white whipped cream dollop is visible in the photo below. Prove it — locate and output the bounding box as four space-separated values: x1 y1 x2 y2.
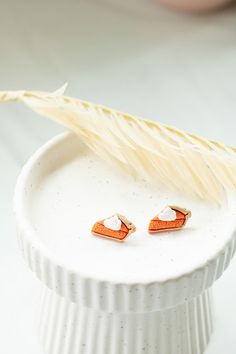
104 215 122 231
158 207 176 221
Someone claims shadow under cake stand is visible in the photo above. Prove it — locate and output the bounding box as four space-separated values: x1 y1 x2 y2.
14 132 236 354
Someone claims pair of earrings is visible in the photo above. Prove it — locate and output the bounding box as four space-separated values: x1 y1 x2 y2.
92 205 192 241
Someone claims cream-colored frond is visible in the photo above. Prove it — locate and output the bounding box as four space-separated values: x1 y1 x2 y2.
0 88 235 203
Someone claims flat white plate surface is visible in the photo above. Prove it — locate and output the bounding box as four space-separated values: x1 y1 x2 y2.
29 133 236 283
1 0 236 353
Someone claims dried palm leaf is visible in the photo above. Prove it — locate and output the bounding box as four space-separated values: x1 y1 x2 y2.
0 86 235 203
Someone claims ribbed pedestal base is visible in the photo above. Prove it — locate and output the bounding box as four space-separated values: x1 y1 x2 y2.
38 286 213 354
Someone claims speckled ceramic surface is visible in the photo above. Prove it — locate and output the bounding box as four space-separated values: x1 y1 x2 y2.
14 132 236 353
39 285 213 354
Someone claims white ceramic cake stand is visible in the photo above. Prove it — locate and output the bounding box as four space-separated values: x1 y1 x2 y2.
14 132 236 354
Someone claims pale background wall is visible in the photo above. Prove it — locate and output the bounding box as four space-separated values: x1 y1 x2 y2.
0 0 236 352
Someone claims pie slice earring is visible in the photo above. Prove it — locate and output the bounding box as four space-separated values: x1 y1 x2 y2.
92 213 136 241
148 206 191 233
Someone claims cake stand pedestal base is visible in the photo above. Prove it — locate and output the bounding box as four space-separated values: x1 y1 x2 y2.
38 286 213 354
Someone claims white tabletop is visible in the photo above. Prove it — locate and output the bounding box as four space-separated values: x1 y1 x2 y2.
0 0 236 353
